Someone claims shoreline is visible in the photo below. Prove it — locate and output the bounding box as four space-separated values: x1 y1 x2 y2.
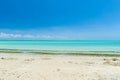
0 49 120 57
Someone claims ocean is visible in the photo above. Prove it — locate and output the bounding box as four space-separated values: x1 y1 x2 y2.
0 40 120 52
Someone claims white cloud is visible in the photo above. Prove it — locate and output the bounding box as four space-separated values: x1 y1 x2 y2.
0 32 22 38
0 32 54 39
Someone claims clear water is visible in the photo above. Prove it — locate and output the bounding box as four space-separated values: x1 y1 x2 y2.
0 40 120 52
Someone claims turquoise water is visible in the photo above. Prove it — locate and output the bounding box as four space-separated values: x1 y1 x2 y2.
0 40 120 52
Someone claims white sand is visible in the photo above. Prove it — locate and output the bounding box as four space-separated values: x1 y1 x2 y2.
0 54 120 80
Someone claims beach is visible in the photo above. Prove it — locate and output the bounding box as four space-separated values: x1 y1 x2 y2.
1 0 120 79
0 40 120 80
0 53 120 80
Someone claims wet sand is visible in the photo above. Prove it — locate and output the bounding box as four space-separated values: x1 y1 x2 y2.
0 54 120 80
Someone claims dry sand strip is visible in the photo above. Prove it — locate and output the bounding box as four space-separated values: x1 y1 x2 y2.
0 54 120 80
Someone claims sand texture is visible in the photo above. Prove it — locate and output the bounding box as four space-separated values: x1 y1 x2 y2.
0 54 120 80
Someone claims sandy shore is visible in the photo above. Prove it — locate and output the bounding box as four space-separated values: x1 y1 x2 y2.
0 54 120 80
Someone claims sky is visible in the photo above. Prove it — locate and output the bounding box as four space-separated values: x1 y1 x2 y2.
0 0 120 40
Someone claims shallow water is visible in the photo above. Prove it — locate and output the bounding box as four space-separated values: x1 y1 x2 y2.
0 40 120 52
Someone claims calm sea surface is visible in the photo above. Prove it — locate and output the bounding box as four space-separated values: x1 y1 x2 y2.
0 40 120 51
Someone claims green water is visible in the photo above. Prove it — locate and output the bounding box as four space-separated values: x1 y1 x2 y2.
0 40 120 52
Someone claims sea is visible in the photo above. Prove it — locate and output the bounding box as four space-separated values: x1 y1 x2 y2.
0 40 120 52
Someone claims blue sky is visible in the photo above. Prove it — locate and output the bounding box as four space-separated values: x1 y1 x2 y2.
0 0 120 40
